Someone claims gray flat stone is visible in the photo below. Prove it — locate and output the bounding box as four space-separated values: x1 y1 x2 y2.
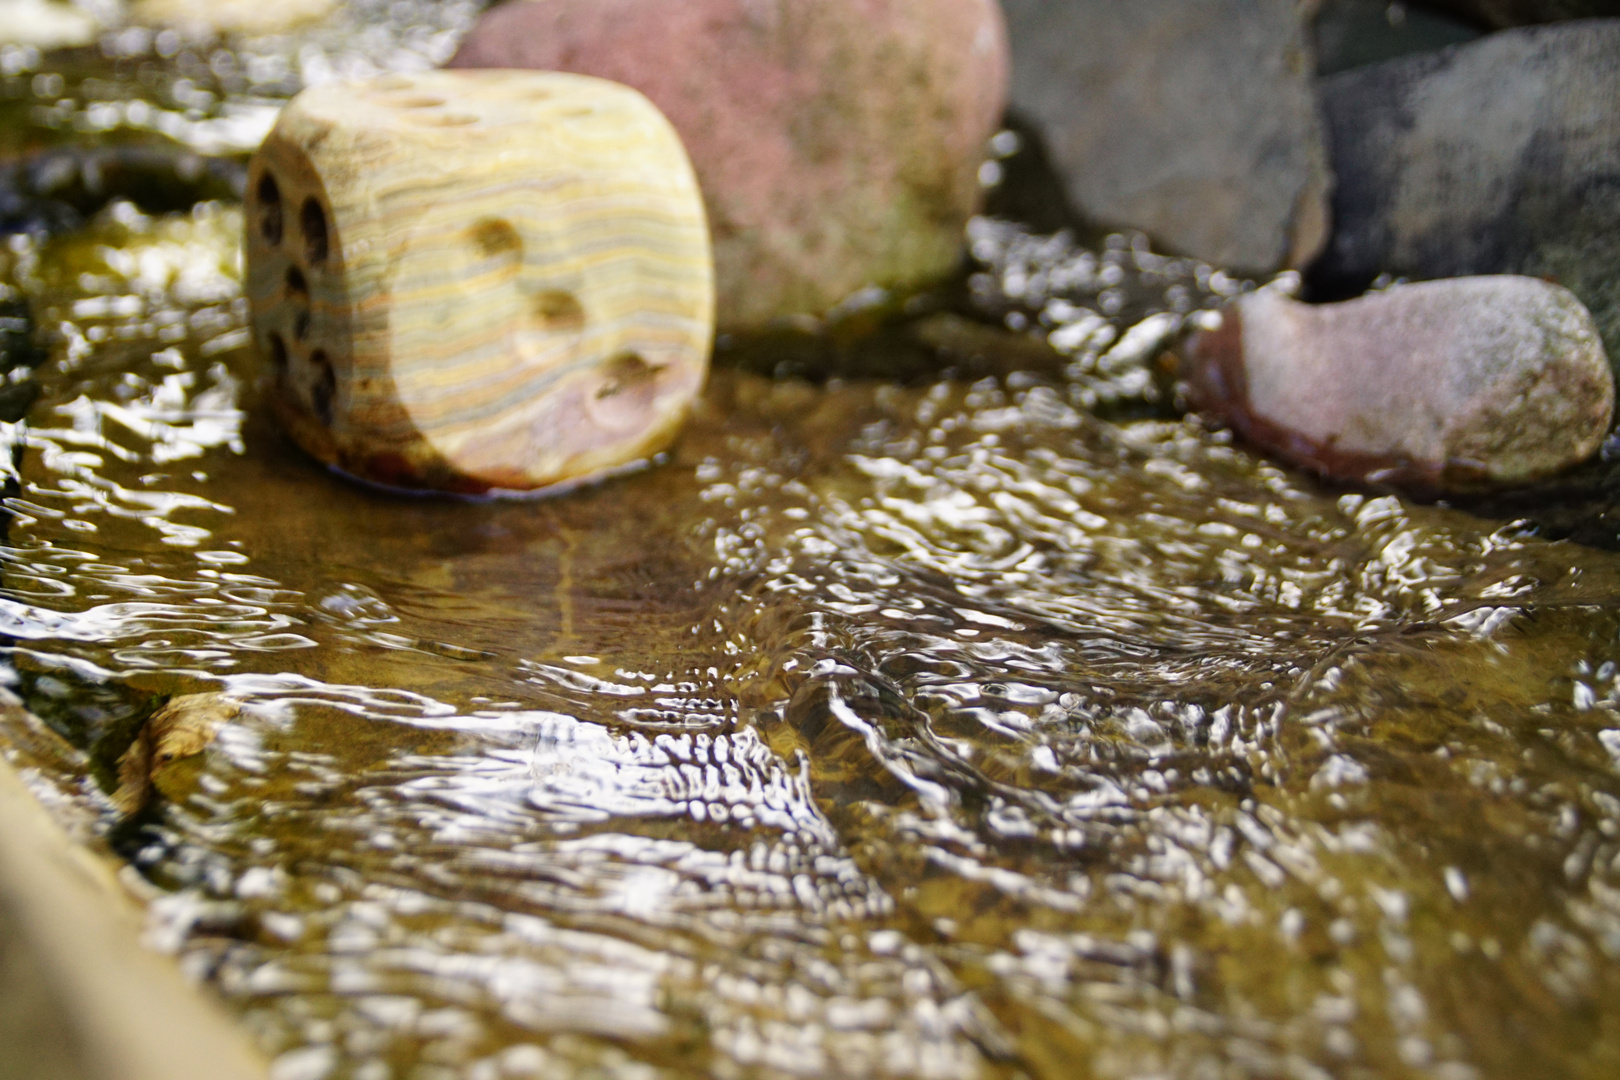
1002 0 1331 276
1184 277 1615 489
1314 21 1620 371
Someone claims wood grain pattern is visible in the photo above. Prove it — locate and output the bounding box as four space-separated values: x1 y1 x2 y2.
245 70 714 493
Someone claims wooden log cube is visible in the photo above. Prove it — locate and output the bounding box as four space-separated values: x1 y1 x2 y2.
245 71 714 494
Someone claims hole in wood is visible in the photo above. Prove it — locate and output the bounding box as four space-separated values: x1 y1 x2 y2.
469 218 522 261
307 348 335 425
266 332 288 378
285 266 308 296
256 172 282 246
301 198 329 265
586 352 665 432
531 290 585 332
594 352 660 400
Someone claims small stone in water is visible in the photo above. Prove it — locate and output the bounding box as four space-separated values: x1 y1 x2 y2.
1183 276 1615 490
112 692 240 814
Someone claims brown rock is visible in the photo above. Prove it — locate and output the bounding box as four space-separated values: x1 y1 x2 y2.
1184 277 1615 489
448 0 1008 333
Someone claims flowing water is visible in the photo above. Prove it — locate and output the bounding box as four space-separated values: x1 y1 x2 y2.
2 9 1620 1080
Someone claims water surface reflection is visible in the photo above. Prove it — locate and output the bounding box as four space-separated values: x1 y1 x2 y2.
2 131 1619 1080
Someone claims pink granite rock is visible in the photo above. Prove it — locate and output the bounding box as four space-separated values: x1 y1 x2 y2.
1184 277 1615 490
448 0 1008 333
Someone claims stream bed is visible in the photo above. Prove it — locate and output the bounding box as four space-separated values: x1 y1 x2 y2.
3 9 1620 1080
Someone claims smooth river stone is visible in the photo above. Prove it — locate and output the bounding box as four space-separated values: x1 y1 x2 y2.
448 0 1008 334
245 70 714 494
1184 277 1615 490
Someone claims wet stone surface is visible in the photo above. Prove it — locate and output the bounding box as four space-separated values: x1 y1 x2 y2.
0 8 1619 1080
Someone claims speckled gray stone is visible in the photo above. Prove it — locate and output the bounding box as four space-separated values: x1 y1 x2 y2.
1185 277 1615 489
1314 22 1620 373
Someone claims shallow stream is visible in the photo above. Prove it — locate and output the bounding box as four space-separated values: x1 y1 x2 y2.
2 8 1620 1080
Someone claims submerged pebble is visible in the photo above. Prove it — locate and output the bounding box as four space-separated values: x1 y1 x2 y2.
113 693 241 814
1184 276 1615 489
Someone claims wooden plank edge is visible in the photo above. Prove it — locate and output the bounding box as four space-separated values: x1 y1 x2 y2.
0 689 269 1080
